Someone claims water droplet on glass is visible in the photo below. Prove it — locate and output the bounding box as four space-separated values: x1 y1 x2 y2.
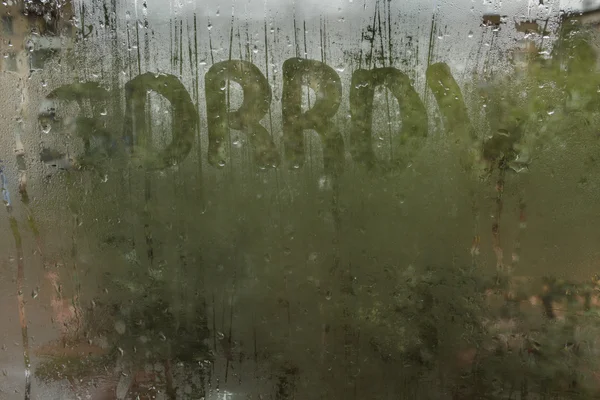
547 110 555 115
41 124 51 134
100 108 108 116
217 331 225 340
325 291 332 300
318 175 331 190
253 45 259 54
207 23 213 31
114 320 126 334
335 65 345 72
468 30 474 38
31 289 38 299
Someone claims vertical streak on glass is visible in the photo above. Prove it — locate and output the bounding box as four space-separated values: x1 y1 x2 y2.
171 16 182 336
135 23 142 75
245 23 251 64
367 4 377 69
66 173 82 332
208 17 215 65
224 264 237 383
265 9 277 214
179 17 184 79
387 0 393 66
127 17 133 78
319 17 325 64
1 166 31 400
302 20 313 178
424 11 436 104
212 292 217 352
185 18 195 329
143 0 150 74
227 13 235 178
264 11 273 141
11 218 30 400
377 1 385 66
193 14 204 208
292 2 300 58
493 168 506 275
139 12 154 268
237 26 243 59
169 11 174 71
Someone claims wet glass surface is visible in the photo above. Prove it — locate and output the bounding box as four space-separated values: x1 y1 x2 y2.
2 0 600 399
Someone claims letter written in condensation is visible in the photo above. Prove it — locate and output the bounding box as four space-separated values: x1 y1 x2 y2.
282 58 344 175
425 63 474 141
124 73 197 170
40 82 112 170
350 68 428 171
426 63 479 172
205 60 279 169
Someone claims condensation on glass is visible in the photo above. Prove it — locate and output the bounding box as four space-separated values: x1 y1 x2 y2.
1 0 600 399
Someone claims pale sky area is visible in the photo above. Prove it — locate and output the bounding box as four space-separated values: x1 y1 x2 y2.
562 0 598 11
113 0 593 21
149 0 593 14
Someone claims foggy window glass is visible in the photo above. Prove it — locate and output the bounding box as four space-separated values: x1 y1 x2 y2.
2 52 17 72
2 0 600 399
1 15 13 35
29 48 54 70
